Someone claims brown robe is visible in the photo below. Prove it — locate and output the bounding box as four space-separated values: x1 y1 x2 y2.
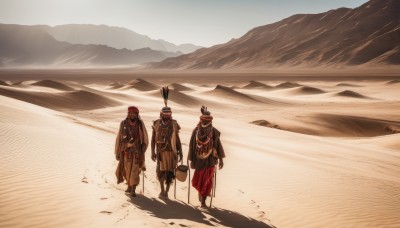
151 119 182 182
188 125 225 170
115 118 148 186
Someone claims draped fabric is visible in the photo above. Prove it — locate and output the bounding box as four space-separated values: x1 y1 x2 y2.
152 119 182 184
188 127 225 170
192 166 215 197
115 117 149 185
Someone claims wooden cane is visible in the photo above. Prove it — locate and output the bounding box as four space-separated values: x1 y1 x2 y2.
213 166 217 197
209 166 216 208
174 168 177 199
188 160 191 204
142 171 145 195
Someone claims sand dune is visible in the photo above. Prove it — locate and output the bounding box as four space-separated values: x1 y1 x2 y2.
209 85 286 105
251 120 281 129
168 83 193 91
209 85 263 103
0 86 120 110
313 114 400 137
0 95 118 227
253 114 400 137
355 133 400 151
1 71 400 228
274 82 302 89
12 81 23 85
336 90 369 99
31 79 75 91
386 80 400 84
288 86 326 95
12 81 28 86
0 80 9 86
107 82 125 89
230 85 241 89
64 90 121 109
242 81 272 89
126 78 159 91
336 83 363 87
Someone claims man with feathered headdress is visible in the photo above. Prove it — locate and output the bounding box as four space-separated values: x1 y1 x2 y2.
151 86 183 198
188 106 225 208
115 106 149 197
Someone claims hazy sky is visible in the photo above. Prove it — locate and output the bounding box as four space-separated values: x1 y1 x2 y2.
0 0 368 47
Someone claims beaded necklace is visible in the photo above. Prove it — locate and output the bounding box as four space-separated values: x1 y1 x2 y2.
195 124 213 159
157 119 172 151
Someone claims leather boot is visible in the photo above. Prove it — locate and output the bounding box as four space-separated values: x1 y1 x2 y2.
125 185 132 193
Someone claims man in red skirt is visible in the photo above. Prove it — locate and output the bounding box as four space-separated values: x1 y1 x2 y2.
188 106 225 208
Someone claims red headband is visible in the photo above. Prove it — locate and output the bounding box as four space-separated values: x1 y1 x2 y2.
200 115 213 121
128 106 139 113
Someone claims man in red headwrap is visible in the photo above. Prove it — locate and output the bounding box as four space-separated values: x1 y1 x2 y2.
188 106 225 208
151 106 183 198
115 106 149 197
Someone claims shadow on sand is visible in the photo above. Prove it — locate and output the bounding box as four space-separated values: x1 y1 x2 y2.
129 195 273 227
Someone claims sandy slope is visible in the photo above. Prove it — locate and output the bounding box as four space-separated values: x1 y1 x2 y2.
1 75 400 228
31 79 76 91
0 96 118 227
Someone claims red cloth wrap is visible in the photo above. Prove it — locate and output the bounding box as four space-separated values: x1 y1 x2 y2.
128 106 139 113
192 166 215 197
200 115 213 122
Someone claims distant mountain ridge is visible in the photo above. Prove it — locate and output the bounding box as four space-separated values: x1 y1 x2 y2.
0 24 181 67
152 0 400 69
43 24 202 54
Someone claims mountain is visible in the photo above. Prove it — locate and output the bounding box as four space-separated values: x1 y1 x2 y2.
152 0 400 69
157 39 203 54
43 24 202 54
0 24 181 67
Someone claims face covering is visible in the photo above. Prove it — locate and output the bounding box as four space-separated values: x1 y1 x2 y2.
201 120 212 127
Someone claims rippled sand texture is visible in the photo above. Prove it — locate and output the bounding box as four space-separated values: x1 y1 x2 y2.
1 72 400 227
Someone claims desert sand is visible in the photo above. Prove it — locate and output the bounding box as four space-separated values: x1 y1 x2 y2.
1 70 400 227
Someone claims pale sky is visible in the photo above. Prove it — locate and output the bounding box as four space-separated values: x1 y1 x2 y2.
0 0 369 47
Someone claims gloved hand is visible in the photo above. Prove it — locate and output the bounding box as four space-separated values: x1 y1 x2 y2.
151 152 157 162
141 166 146 171
219 159 224 169
190 162 194 169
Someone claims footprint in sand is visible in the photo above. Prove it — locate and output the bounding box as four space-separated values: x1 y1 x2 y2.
81 177 88 183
